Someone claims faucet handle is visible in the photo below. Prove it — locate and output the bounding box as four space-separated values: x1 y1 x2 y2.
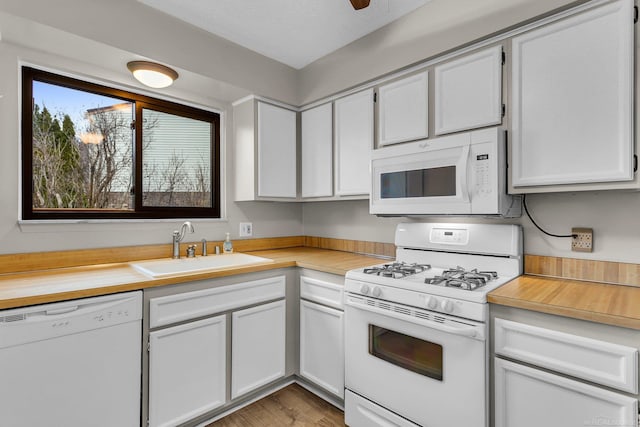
186 244 196 258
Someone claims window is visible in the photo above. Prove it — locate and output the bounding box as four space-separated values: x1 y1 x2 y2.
21 67 221 220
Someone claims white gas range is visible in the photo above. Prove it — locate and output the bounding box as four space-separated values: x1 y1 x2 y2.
344 222 522 427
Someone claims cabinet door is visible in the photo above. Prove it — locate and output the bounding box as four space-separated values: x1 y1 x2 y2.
257 101 297 198
495 358 638 427
301 103 333 198
334 89 374 196
377 71 428 147
300 300 344 398
231 299 286 399
149 316 226 427
434 46 502 135
511 0 634 189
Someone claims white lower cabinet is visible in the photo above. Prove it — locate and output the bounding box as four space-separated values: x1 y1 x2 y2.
300 300 344 398
146 275 287 427
299 275 345 398
231 299 286 398
495 358 637 427
148 315 227 427
493 314 639 427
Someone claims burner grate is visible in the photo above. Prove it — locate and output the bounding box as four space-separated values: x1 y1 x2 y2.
424 267 498 291
363 262 431 279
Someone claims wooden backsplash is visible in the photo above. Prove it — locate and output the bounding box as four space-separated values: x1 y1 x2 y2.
304 236 395 258
525 255 640 287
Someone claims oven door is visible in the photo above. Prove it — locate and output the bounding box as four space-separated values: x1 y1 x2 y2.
370 133 472 216
344 294 487 427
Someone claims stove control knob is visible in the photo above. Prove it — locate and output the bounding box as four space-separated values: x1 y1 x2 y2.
360 284 370 295
441 299 454 313
372 286 382 298
425 296 438 310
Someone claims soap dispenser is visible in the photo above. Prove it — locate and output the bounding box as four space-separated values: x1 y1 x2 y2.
223 232 233 253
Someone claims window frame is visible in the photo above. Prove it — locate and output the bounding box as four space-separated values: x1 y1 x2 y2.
21 67 221 220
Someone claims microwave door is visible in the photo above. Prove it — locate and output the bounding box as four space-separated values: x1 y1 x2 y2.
371 144 472 215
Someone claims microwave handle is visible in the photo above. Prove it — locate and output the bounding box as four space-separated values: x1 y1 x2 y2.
459 144 471 202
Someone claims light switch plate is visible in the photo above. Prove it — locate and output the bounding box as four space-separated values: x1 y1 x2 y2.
239 222 253 237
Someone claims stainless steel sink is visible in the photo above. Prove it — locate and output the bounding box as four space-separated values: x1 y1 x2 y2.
130 253 274 278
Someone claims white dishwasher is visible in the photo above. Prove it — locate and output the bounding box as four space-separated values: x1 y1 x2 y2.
0 291 142 427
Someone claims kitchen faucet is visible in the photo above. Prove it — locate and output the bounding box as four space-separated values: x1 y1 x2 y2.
172 221 194 259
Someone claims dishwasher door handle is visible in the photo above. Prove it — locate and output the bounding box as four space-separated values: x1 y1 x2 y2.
45 306 79 316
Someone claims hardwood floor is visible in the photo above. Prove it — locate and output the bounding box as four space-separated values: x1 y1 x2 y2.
207 384 346 427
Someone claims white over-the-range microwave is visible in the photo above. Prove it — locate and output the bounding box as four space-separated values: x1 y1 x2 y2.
370 127 521 217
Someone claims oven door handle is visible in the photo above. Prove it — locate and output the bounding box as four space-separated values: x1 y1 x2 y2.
345 298 482 339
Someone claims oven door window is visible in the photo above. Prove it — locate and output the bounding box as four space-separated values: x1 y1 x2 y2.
380 166 456 199
369 325 443 381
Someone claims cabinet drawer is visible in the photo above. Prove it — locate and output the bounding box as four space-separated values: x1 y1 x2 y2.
495 318 638 393
300 276 343 309
150 276 286 328
495 358 638 427
345 390 419 427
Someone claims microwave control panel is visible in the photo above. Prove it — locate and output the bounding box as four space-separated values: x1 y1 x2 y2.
474 153 492 195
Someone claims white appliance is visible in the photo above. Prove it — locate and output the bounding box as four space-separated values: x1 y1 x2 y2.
370 127 521 217
344 222 522 427
0 291 142 427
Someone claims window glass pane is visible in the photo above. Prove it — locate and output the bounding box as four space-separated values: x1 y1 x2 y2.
369 324 443 381
141 109 212 208
31 81 134 211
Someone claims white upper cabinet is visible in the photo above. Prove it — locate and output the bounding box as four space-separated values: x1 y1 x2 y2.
510 0 634 191
257 101 297 198
334 89 374 196
377 71 429 147
301 103 333 198
233 98 297 201
434 46 503 135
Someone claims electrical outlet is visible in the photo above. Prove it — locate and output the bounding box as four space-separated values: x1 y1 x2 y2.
239 222 253 237
571 227 593 252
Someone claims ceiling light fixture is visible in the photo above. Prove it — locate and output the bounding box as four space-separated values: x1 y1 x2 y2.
126 61 178 88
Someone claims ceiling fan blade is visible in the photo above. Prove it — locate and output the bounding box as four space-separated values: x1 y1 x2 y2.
349 0 371 10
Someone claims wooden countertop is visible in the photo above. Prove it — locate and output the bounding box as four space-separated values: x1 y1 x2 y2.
0 247 384 310
488 275 640 330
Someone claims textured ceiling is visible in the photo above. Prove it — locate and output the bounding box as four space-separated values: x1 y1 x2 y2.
138 0 430 69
